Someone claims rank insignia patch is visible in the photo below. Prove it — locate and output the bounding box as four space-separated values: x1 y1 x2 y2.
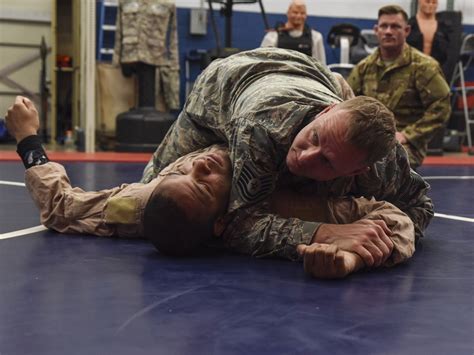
236 162 275 203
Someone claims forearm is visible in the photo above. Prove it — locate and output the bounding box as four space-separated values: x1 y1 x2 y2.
25 162 117 236
401 193 434 242
355 199 416 267
356 144 434 240
222 205 318 261
389 164 434 242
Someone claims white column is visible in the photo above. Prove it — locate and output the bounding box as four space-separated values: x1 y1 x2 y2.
80 0 96 153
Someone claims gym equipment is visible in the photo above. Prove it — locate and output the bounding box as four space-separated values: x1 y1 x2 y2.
326 23 361 78
115 62 176 152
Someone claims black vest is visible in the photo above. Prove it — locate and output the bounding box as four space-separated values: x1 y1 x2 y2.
277 25 313 56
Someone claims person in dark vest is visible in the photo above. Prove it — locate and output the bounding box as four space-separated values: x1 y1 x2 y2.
260 0 326 64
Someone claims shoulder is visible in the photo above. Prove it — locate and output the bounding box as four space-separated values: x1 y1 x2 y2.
408 45 435 63
408 46 444 75
310 29 323 40
355 51 377 71
262 31 278 41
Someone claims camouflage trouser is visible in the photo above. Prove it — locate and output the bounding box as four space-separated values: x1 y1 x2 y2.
142 158 156 184
402 142 424 170
156 66 180 111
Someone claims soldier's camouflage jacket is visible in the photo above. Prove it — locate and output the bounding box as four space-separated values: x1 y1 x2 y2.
113 0 180 109
142 47 434 261
113 0 178 68
347 44 451 160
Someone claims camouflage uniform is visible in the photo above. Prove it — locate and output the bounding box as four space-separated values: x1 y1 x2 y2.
142 47 433 261
113 0 180 109
347 44 451 168
24 145 415 268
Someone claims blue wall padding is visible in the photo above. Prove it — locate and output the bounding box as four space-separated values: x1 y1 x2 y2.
97 4 474 109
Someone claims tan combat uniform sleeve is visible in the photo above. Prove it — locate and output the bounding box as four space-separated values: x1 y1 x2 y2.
25 162 120 236
25 162 163 238
269 190 415 267
353 143 434 241
326 197 415 267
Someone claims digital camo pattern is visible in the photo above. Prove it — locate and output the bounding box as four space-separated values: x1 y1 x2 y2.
347 44 451 168
222 142 431 261
141 47 342 204
142 47 433 261
113 0 179 68
155 66 180 110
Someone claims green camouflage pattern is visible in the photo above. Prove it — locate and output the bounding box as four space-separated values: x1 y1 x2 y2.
347 44 451 168
142 48 433 261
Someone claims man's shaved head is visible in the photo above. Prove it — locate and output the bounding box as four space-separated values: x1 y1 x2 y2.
288 0 306 9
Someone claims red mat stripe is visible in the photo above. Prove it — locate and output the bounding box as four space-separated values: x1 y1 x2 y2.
1 151 473 165
0 151 151 163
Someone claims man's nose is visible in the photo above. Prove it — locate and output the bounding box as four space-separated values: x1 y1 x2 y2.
299 147 319 164
192 158 211 176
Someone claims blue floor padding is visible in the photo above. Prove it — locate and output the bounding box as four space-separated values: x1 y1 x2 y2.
0 161 472 355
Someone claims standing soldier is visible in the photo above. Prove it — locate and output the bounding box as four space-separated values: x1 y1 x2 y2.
347 4 451 169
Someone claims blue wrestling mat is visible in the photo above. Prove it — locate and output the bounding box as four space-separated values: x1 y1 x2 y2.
0 161 473 355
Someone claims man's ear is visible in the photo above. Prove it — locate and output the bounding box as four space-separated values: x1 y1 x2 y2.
404 24 411 37
213 216 227 237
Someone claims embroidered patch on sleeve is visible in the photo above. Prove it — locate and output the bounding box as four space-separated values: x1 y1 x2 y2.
104 197 138 224
236 162 275 204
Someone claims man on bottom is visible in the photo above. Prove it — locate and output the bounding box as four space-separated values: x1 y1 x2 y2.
6 96 415 279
